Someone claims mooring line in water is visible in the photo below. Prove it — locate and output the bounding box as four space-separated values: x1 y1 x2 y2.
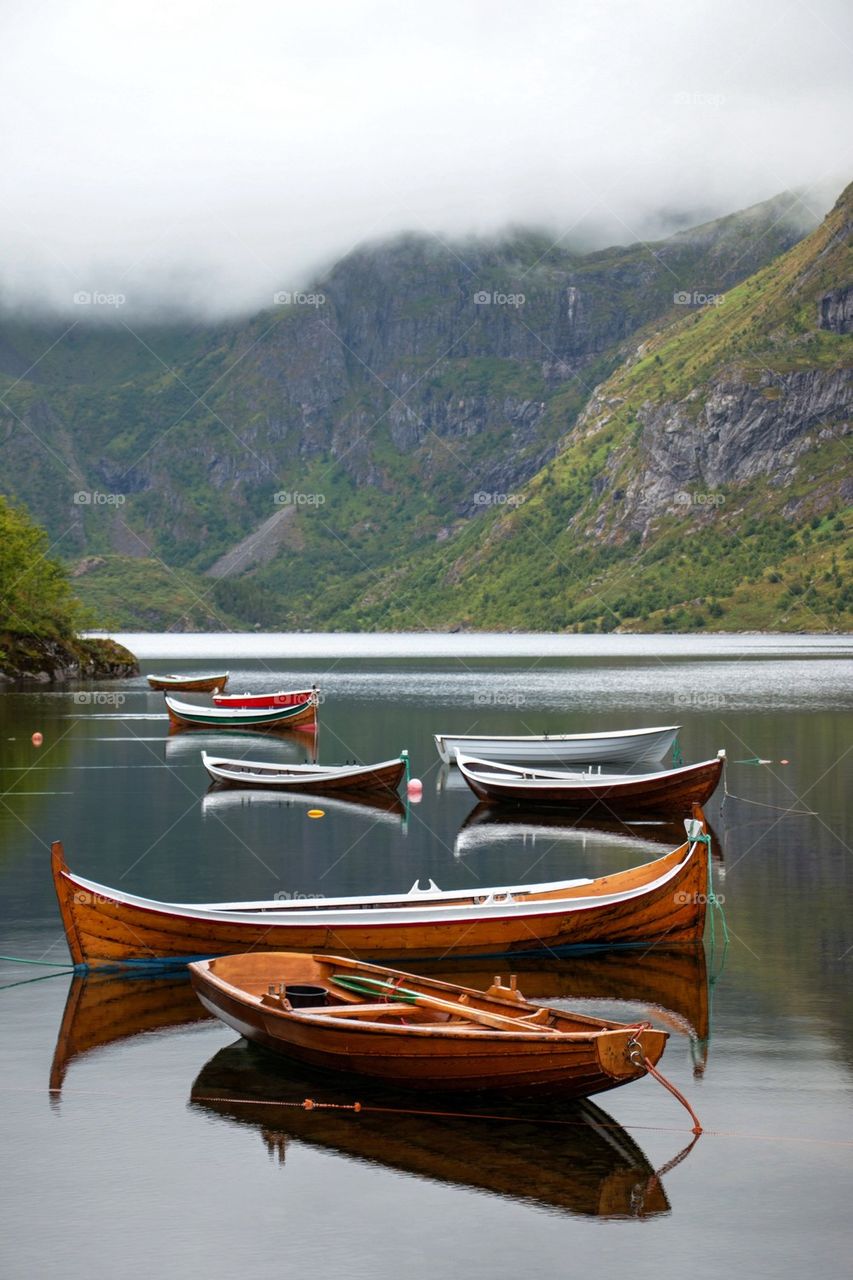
723 774 817 815
19 1085 853 1148
0 954 75 967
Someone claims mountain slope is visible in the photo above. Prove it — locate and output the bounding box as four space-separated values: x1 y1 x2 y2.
0 186 838 631
353 182 852 632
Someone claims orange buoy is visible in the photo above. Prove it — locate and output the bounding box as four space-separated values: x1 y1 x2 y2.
31 732 43 747
307 809 325 819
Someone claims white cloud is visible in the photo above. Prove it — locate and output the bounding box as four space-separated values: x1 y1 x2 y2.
1 0 850 316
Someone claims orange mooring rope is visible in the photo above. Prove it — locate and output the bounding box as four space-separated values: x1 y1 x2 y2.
642 1055 703 1135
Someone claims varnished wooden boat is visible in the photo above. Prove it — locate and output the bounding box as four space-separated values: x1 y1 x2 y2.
191 1041 674 1219
51 809 710 968
201 751 406 796
213 687 318 708
164 692 317 733
147 672 229 692
436 725 681 766
189 951 668 1098
457 751 725 816
49 972 212 1094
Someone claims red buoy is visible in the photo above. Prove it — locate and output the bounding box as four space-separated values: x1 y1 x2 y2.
31 732 43 747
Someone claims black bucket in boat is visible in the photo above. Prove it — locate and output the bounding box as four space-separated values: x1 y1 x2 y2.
284 984 329 1008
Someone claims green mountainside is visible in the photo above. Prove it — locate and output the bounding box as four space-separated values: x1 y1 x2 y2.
0 184 848 632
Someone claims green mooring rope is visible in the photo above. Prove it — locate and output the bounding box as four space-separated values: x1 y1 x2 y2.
671 737 684 767
0 954 73 968
401 749 411 785
693 833 729 947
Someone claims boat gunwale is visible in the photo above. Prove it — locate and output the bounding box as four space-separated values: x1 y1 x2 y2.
201 752 405 783
56 835 700 925
456 750 725 788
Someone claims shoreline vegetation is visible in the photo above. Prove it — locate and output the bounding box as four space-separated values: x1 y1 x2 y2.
0 496 138 684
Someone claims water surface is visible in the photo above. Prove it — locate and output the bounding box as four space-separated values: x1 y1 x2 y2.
1 635 851 1279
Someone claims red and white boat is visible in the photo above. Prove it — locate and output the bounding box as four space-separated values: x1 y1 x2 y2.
213 687 318 709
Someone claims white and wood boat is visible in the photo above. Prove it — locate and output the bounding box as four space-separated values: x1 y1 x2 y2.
456 751 725 816
434 725 680 767
201 751 406 796
164 692 317 733
147 672 229 692
51 810 711 968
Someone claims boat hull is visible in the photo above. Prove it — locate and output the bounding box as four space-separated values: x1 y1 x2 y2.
435 726 680 766
147 673 229 692
202 754 405 796
459 755 724 816
189 953 668 1098
50 814 710 969
165 694 317 733
213 689 316 708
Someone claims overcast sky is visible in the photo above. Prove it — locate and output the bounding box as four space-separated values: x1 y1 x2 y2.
1 0 851 316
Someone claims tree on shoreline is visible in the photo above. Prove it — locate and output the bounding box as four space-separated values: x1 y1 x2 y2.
0 496 82 639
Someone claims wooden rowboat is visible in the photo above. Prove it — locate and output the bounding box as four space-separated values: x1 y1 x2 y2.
192 1042 675 1219
50 809 711 969
435 725 680 767
213 687 318 708
48 944 707 1098
164 692 317 733
201 751 406 796
147 672 229 692
189 951 668 1098
457 751 725 816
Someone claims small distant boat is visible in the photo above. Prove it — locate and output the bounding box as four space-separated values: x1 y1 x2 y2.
147 672 229 693
213 688 318 709
164 692 317 733
50 810 711 968
201 751 406 796
189 951 668 1099
457 751 725 816
435 725 680 767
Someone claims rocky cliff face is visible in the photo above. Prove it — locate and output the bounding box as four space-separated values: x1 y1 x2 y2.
588 368 853 539
0 635 138 683
0 184 844 631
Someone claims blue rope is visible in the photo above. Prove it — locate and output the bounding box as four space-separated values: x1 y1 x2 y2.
0 954 73 968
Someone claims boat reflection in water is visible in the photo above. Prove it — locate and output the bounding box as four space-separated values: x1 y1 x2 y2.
164 728 319 766
190 1039 682 1221
49 972 214 1097
409 945 710 1076
200 786 407 828
456 805 725 871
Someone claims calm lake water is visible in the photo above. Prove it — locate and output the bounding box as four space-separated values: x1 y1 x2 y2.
1 633 852 1279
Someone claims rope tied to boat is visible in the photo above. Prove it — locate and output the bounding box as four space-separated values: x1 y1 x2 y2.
626 1032 703 1136
671 737 684 767
691 830 729 948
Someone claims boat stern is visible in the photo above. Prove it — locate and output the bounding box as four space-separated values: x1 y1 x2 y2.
595 1026 668 1080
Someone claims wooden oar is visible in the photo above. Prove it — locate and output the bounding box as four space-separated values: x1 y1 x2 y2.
330 974 558 1034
